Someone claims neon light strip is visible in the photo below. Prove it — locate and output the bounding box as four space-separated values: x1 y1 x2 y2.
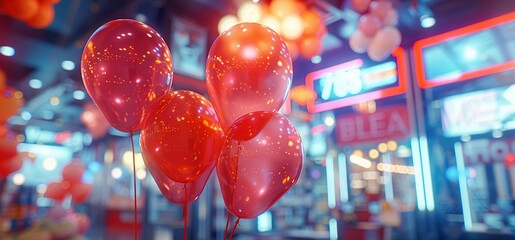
414 11 515 89
306 48 408 113
338 153 349 202
383 153 394 203
411 137 426 211
454 142 472 230
326 154 336 208
329 218 338 240
419 137 435 211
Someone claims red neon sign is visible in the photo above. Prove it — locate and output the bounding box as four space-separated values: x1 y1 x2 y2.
414 11 515 89
306 48 407 113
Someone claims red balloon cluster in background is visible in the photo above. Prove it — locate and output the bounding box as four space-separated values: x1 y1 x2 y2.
45 160 92 204
0 136 23 178
349 0 401 62
0 0 58 29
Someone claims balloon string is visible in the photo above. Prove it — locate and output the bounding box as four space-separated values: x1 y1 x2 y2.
130 132 138 240
183 183 188 240
228 217 240 240
224 211 231 240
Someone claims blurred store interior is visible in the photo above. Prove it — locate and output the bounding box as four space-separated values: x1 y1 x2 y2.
1 0 515 239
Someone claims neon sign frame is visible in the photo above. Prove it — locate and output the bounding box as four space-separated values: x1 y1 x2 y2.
414 11 515 89
306 48 408 113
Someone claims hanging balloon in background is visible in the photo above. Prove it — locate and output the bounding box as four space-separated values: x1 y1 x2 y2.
44 160 92 204
217 0 327 59
349 0 401 61
2 0 58 29
80 102 111 139
217 111 304 219
140 90 223 183
0 87 24 123
206 22 292 130
81 19 173 133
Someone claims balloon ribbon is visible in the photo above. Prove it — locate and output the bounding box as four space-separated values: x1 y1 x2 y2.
130 132 138 240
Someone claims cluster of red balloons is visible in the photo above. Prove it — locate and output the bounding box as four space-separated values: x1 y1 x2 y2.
81 19 304 223
0 69 25 179
349 0 401 62
45 160 92 204
18 205 89 240
0 0 58 29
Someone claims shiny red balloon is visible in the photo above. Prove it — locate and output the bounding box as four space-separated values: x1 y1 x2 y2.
45 182 68 201
206 22 293 130
71 183 92 204
81 19 173 133
217 111 304 219
140 90 224 183
144 153 213 205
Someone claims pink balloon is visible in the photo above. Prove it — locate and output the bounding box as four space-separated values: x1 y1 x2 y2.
217 111 304 219
351 0 371 13
358 14 383 37
62 160 86 185
144 153 213 205
367 26 401 62
80 102 111 139
370 1 393 20
349 30 371 54
206 23 292 131
81 19 173 133
75 213 90 234
70 183 92 204
383 8 399 26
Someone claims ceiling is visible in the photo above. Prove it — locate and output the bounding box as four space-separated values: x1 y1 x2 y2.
1 0 515 135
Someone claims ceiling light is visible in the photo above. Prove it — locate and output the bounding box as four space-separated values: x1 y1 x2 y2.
311 55 322 64
135 13 147 22
50 96 60 105
111 167 122 179
61 60 75 71
420 15 435 28
464 47 477 60
73 90 86 100
29 79 43 89
12 173 25 186
21 111 32 121
218 15 239 34
43 157 57 171
0 46 15 56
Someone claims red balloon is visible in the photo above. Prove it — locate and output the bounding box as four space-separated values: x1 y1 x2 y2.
26 3 54 29
217 111 304 219
140 90 223 183
144 152 213 205
45 182 68 201
0 87 25 123
206 23 292 130
62 160 86 185
5 0 39 20
299 36 322 59
0 154 23 178
0 136 18 161
81 19 173 133
70 183 92 204
358 14 383 37
351 0 371 13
